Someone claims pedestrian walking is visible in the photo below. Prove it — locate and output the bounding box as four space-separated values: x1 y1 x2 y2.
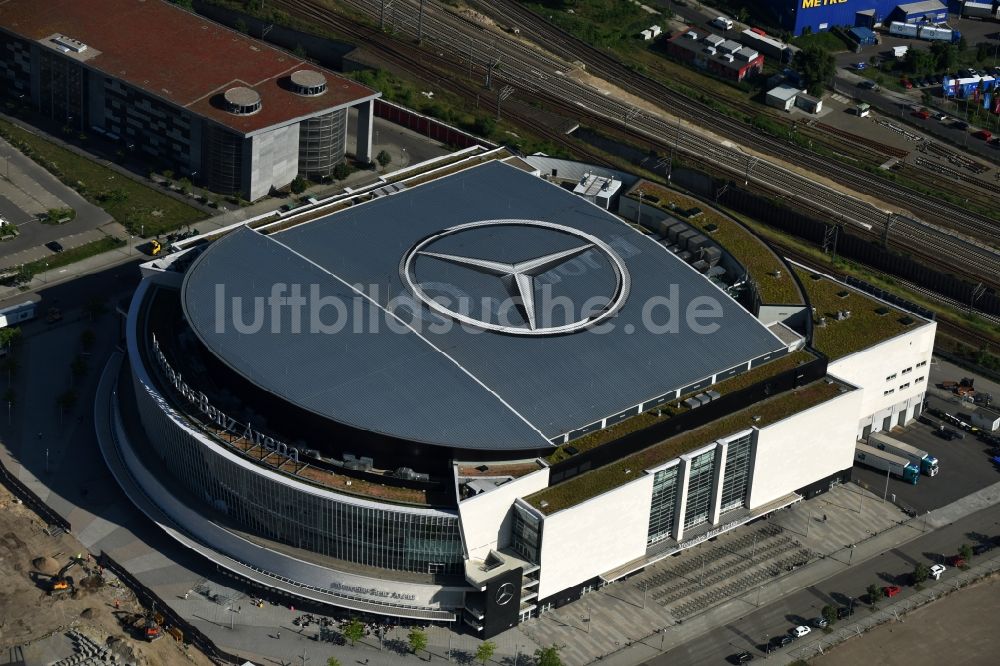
276 631 281 639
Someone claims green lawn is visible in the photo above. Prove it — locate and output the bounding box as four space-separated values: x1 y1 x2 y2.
791 31 851 53
21 236 125 275
0 119 205 236
527 379 846 514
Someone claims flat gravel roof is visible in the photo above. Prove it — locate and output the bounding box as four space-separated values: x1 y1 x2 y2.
181 161 785 451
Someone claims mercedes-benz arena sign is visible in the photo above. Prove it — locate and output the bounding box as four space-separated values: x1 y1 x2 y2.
401 219 631 335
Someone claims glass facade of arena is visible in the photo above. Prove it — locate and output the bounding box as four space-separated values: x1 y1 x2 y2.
683 449 717 529
647 465 680 545
720 434 753 515
132 371 464 575
511 502 543 564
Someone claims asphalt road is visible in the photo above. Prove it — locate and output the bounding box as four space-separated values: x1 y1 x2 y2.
653 502 1000 665
0 259 142 313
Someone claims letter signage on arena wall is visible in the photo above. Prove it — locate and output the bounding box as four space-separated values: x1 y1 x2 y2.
151 334 299 463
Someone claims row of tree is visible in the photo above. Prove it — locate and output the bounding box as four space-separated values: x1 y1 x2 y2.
325 619 563 665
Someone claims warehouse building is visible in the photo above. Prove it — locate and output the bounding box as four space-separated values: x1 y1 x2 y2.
775 0 950 36
0 0 379 200
100 147 935 638
667 29 765 82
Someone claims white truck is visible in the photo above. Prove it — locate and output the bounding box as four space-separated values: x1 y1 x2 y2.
868 431 939 476
854 443 920 484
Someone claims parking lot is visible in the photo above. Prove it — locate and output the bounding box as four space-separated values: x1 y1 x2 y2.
853 401 1000 516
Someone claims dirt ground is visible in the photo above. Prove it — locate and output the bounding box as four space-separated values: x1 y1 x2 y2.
813 576 1000 666
0 484 213 666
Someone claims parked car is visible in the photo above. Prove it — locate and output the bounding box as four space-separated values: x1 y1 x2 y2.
711 16 734 30
972 543 993 556
929 563 947 580
974 130 993 141
947 555 966 567
836 606 854 619
913 109 931 119
44 240 64 253
770 634 794 649
952 120 969 130
853 62 867 70
811 616 829 628
935 427 963 441
728 651 755 664
882 585 902 598
790 625 812 638
900 78 914 89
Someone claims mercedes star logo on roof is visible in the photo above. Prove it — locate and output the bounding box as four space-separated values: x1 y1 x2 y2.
401 220 630 335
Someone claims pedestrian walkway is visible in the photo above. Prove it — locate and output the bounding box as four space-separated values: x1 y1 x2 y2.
519 484 907 665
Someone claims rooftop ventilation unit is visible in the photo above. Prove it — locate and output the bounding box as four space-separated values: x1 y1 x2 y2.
52 34 87 53
223 87 262 115
290 69 328 96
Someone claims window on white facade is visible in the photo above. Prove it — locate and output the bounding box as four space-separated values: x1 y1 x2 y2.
902 367 912 374
900 382 910 390
916 360 928 368
915 376 925 384
886 373 897 381
883 389 895 396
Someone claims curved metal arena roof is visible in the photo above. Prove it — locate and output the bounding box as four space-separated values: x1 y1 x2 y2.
181 161 786 451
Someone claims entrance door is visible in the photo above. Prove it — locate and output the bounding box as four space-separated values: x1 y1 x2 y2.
898 410 907 427
862 424 872 439
882 415 893 431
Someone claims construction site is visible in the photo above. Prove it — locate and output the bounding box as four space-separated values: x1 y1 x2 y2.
0 482 213 666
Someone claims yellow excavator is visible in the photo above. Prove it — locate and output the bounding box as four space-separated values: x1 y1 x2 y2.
48 558 79 595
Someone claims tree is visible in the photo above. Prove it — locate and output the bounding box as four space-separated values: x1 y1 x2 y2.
80 328 96 352
475 640 496 664
959 543 973 561
71 355 88 382
535 645 563 666
84 297 108 321
793 45 835 96
56 389 77 423
0 326 22 354
333 162 351 180
821 604 837 625
736 7 749 24
326 659 341 666
342 618 364 646
912 562 929 585
294 43 308 58
408 627 428 655
376 150 392 168
930 42 958 71
867 583 884 606
178 177 192 195
235 18 248 34
290 176 308 194
904 48 935 75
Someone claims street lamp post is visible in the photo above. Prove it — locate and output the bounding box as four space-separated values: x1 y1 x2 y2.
848 544 856 566
883 468 890 503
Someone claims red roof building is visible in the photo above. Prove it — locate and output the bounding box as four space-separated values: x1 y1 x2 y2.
666 29 764 83
0 0 380 199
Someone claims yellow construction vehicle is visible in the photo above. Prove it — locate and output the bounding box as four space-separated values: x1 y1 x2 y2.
47 559 78 594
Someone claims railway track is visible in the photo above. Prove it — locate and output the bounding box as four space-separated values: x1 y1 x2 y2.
813 122 909 159
318 0 1000 286
270 0 1000 291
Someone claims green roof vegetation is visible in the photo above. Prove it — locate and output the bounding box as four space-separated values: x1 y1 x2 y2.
627 182 803 305
545 349 815 464
793 267 923 360
528 379 846 515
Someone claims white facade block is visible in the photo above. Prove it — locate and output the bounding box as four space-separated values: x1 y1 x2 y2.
458 466 551 561
827 322 935 438
536 475 653 600
748 386 862 509
249 123 300 200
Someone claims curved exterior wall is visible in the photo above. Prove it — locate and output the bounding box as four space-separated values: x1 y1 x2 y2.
298 109 346 178
128 285 464 576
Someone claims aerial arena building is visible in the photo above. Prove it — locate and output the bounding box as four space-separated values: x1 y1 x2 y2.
99 149 935 638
